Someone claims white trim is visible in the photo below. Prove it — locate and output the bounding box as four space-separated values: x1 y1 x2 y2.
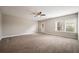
78 12 79 40
2 33 36 38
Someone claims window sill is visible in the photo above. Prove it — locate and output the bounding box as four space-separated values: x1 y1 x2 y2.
55 31 77 34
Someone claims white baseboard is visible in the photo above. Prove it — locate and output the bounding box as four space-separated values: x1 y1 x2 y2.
2 33 36 39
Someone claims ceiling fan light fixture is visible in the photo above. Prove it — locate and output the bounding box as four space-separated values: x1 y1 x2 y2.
41 14 46 16
32 11 46 17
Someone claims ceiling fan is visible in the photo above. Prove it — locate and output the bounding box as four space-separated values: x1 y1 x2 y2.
32 12 46 17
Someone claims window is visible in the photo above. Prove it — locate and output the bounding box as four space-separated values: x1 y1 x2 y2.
56 21 64 32
55 20 76 33
42 23 44 28
65 20 76 33
56 22 63 31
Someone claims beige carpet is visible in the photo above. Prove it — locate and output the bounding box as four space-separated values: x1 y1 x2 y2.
0 33 79 53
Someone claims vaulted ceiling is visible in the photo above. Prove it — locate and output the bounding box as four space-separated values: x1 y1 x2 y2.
0 6 79 20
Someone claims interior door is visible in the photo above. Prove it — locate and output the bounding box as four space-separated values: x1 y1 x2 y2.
40 22 45 33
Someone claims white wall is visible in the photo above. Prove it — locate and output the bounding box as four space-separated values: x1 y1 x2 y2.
2 14 38 38
0 12 2 40
78 12 79 40
38 13 78 39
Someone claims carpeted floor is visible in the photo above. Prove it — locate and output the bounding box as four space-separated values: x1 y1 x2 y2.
0 33 79 53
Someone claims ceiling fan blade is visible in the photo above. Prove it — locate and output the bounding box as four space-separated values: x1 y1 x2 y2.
36 12 41 15
32 11 46 17
41 14 46 16
32 12 36 15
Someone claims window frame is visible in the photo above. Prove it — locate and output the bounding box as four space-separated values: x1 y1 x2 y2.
55 20 76 33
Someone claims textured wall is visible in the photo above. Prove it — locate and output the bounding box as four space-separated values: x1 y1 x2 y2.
38 13 78 39
0 12 2 40
2 14 38 38
78 12 79 40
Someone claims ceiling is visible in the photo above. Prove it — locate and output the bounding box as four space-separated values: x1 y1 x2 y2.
0 6 79 21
